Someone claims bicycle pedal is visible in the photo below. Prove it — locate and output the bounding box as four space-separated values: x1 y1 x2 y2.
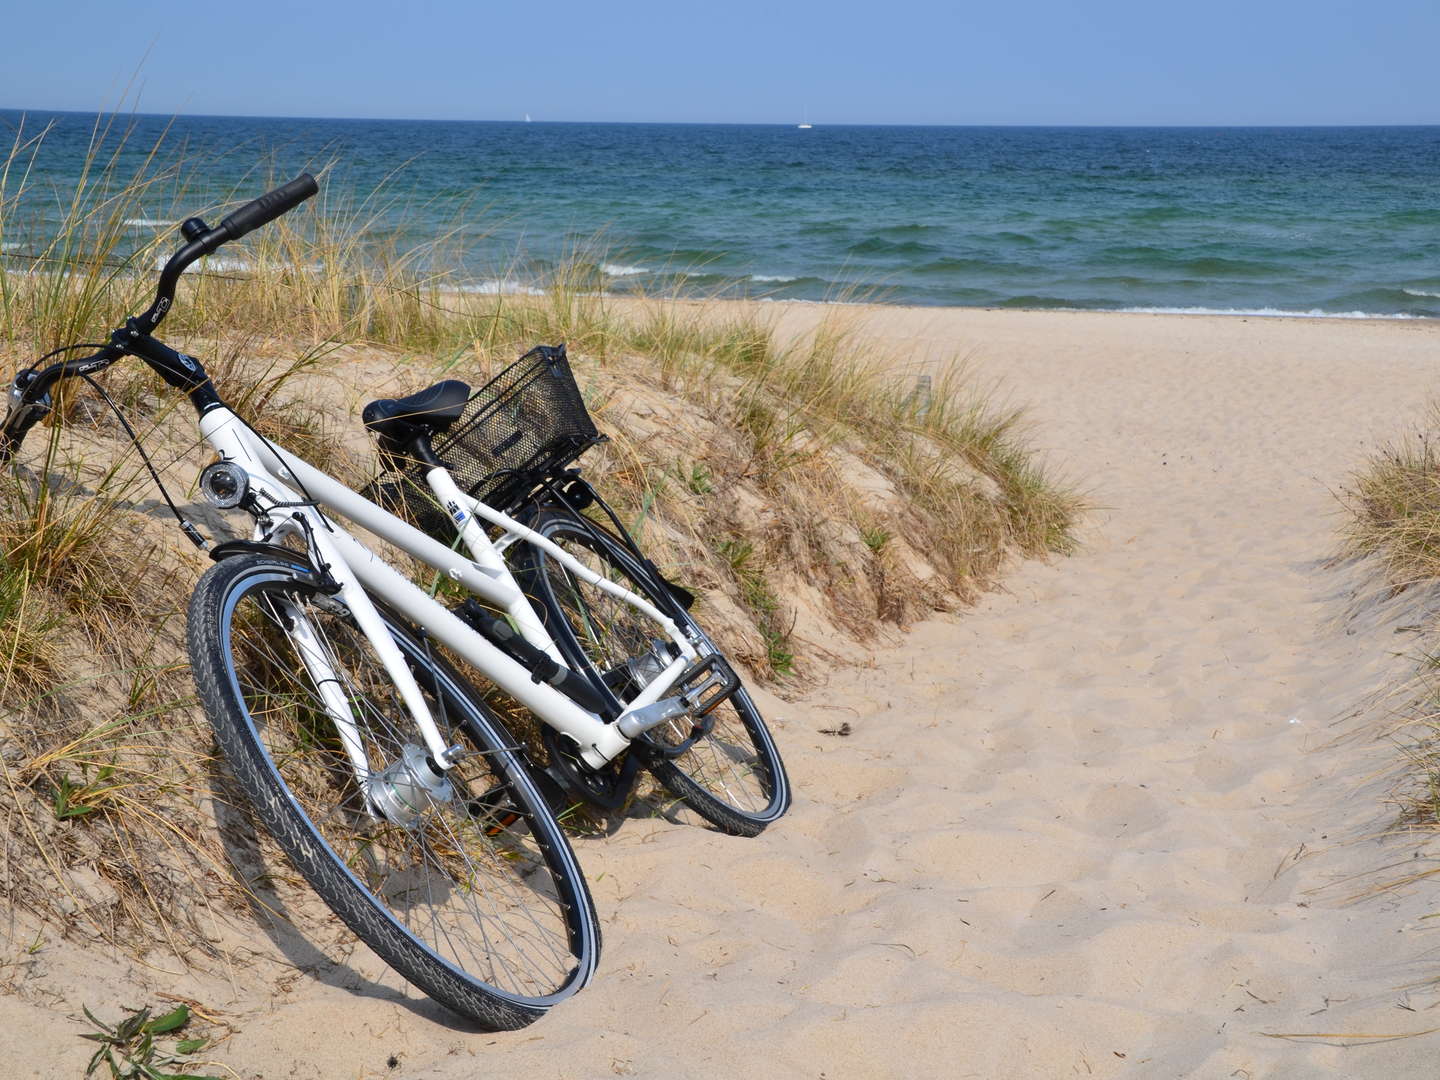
622 654 740 759
675 653 738 717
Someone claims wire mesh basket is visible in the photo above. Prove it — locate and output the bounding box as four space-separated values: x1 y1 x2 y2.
364 344 604 534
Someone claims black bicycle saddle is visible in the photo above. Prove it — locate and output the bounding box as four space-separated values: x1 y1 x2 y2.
362 379 472 448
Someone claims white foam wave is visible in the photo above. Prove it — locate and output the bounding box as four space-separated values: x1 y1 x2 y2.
149 253 328 275
1 242 18 252
1111 305 1424 320
601 263 650 277
750 274 798 283
155 253 255 273
1403 287 1440 299
757 296 861 306
453 279 547 296
124 217 170 227
205 256 257 273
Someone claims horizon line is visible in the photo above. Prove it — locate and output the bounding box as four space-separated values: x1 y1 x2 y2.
0 105 1437 129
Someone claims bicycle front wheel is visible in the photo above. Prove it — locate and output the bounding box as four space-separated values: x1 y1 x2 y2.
187 554 599 1030
518 510 791 836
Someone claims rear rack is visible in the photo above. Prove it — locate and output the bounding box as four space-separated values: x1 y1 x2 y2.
364 344 604 532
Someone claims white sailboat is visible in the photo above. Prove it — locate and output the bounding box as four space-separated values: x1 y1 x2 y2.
797 105 812 130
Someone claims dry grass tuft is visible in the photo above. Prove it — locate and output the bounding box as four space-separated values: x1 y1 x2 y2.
1342 411 1440 591
1341 405 1440 830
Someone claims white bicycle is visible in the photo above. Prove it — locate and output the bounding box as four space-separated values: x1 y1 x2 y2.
1 175 789 1030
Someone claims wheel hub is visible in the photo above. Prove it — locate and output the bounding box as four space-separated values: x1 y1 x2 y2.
365 743 455 826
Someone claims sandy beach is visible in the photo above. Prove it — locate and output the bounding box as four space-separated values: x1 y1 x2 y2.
7 304 1440 1078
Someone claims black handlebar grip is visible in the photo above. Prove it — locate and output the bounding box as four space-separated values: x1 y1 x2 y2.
218 173 319 242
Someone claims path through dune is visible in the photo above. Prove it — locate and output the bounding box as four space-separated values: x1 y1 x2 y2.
450 310 1440 1080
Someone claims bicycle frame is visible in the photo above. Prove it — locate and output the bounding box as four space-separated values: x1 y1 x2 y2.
198 405 699 774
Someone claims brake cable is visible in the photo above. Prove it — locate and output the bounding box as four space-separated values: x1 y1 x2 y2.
78 372 208 550
32 343 109 365
13 342 111 384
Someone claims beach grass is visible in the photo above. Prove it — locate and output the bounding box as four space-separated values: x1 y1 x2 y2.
1342 407 1440 829
1342 411 1440 590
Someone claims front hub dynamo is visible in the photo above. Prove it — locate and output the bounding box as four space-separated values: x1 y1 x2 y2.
365 744 455 825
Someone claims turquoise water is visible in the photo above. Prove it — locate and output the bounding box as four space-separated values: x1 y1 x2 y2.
3 110 1439 317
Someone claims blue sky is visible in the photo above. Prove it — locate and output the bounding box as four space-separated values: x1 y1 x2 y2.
1 0 1435 125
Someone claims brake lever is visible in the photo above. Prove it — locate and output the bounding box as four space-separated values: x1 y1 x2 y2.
0 370 48 458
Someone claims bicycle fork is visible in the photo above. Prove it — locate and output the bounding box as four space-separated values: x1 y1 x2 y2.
270 515 466 826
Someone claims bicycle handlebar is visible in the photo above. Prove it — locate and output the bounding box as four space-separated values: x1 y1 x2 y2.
135 172 318 334
218 173 319 244
0 173 319 461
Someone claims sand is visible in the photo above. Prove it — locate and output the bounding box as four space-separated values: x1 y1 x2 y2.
8 306 1440 1078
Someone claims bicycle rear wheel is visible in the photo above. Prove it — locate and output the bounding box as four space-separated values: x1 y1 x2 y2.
517 510 791 836
187 554 598 1030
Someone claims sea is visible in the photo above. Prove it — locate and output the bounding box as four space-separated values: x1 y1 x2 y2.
3 110 1439 318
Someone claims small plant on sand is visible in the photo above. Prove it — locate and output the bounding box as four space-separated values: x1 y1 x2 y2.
681 460 712 496
50 766 115 820
860 525 892 554
79 1002 218 1080
715 537 793 675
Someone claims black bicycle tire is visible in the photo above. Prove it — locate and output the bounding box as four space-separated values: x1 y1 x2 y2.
516 509 791 836
186 553 599 1030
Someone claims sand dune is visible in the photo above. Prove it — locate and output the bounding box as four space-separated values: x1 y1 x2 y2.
9 307 1440 1078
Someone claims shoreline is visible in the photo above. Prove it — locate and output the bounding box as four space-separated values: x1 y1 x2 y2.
449 279 1440 322
749 296 1440 322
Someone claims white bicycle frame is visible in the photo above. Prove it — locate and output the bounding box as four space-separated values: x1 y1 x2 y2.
198 405 700 773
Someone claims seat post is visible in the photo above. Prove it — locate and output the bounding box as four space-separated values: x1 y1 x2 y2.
404 431 444 470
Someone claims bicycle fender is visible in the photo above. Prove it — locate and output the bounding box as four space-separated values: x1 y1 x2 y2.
208 539 316 568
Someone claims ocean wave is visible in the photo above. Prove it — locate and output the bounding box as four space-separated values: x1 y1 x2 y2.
626 247 727 265
1111 305 1424 320
155 253 255 273
750 274 798 283
1090 248 1292 279
453 279 546 296
1383 209 1440 226
996 295 1095 310
846 236 939 257
1093 243 1168 260
1320 286 1440 313
601 263 649 277
152 253 327 275
1127 206 1192 222
756 296 862 307
1177 256 1289 278
798 221 849 236
876 223 939 237
124 217 170 227
914 257 1031 276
